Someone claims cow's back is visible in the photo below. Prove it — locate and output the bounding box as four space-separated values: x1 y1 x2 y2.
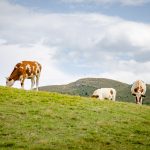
100 88 116 99
14 61 41 79
92 89 101 96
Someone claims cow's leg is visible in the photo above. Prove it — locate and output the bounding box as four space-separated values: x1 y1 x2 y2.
19 75 26 89
136 96 142 104
112 94 116 101
31 77 35 90
99 95 103 100
112 97 114 101
20 79 25 89
35 75 40 91
139 97 142 105
135 97 138 104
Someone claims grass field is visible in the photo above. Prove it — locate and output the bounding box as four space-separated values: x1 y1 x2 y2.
0 86 150 150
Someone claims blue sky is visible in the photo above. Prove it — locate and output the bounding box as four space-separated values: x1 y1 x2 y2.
9 0 150 22
0 0 150 88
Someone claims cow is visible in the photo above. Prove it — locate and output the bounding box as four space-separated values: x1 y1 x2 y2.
131 80 146 105
92 88 116 101
6 61 42 91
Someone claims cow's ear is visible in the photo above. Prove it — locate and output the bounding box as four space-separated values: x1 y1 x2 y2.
132 93 136 96
141 95 146 97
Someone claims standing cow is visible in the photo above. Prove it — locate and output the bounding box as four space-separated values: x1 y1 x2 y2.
131 80 146 105
92 88 116 101
6 61 42 91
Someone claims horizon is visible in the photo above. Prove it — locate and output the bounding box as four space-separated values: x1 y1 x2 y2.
1 0 150 89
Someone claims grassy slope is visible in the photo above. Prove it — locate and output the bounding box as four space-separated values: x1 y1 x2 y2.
0 86 150 150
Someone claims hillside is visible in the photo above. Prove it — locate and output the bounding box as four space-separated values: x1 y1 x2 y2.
39 78 150 105
0 86 150 150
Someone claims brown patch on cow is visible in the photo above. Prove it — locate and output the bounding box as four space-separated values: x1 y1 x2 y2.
134 86 144 93
26 67 32 76
91 95 99 98
140 86 144 93
16 63 22 68
110 90 113 95
134 87 138 93
37 70 39 73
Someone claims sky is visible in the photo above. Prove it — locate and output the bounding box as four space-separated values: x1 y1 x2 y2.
0 0 150 89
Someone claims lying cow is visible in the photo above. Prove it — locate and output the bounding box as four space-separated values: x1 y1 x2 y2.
6 61 42 91
131 80 146 104
92 88 116 101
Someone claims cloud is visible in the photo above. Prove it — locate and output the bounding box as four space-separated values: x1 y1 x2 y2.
61 0 150 6
1 0 150 87
0 42 76 88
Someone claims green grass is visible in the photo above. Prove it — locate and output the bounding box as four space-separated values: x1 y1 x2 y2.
0 86 150 150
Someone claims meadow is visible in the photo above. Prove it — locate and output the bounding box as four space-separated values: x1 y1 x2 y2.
0 86 150 150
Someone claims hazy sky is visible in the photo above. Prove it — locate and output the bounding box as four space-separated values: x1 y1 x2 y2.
0 0 150 89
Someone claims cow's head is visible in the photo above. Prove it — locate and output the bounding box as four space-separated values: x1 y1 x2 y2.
6 77 15 87
91 95 99 98
132 92 145 105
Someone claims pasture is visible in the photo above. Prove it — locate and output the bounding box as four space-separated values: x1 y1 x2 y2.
0 86 150 149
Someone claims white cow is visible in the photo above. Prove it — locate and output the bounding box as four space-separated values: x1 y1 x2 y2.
131 80 146 105
92 88 116 101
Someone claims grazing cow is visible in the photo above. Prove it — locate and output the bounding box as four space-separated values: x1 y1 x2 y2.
6 61 42 91
92 88 116 101
131 80 146 105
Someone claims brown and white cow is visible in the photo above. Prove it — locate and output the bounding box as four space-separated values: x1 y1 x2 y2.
131 80 146 105
6 61 42 91
92 88 116 101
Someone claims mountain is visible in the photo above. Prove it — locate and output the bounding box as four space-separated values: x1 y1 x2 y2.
39 78 150 105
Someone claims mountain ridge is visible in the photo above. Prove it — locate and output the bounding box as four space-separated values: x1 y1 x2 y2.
39 78 150 105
